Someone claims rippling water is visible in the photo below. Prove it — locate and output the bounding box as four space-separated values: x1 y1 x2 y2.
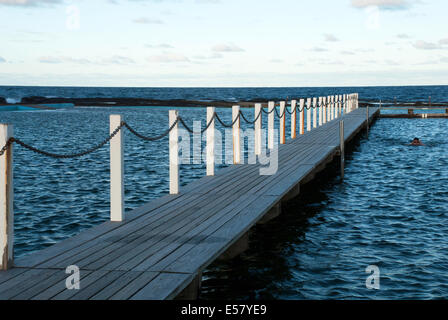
1 85 447 103
200 117 448 300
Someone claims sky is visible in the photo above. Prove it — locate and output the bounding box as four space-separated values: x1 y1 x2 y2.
0 0 447 87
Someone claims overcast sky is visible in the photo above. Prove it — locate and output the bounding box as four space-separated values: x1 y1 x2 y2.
0 0 447 87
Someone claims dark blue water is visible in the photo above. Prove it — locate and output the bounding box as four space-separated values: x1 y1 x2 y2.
0 85 447 299
1 85 447 104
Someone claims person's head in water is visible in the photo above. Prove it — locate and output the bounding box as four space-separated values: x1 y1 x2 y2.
411 137 424 146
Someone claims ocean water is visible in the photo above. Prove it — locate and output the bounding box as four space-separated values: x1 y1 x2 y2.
0 85 447 299
0 85 447 104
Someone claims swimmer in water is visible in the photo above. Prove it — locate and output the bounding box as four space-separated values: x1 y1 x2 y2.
410 137 424 146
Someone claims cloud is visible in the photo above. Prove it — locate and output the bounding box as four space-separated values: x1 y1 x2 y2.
351 0 410 10
385 59 400 65
147 53 190 63
439 38 448 45
397 33 411 39
193 53 223 60
310 47 328 52
269 59 283 63
324 34 339 42
39 56 62 64
211 44 244 52
413 40 442 50
133 17 164 24
0 0 62 6
340 50 355 55
39 55 134 65
0 57 6 63
101 55 135 65
441 57 448 63
145 43 174 48
317 59 345 65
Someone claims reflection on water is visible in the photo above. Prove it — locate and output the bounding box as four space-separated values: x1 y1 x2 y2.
200 118 448 300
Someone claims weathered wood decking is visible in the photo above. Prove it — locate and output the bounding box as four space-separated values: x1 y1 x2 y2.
0 107 379 300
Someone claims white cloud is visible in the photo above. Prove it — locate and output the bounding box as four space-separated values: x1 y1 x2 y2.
211 44 244 52
39 56 62 63
439 38 448 45
145 43 174 48
0 57 6 63
101 55 135 65
0 0 61 6
39 55 135 65
351 0 410 10
193 53 223 60
413 40 442 50
310 47 328 52
147 53 190 63
133 17 164 24
324 34 339 42
397 33 411 39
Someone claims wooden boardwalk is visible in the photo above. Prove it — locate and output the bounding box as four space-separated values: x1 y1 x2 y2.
0 107 379 300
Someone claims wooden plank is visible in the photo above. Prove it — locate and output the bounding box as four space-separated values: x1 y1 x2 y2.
90 271 144 300
31 270 93 300
163 195 279 274
108 271 159 300
11 269 67 300
130 272 195 300
0 269 57 300
15 192 183 268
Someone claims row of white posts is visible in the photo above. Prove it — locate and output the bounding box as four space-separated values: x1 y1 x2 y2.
0 93 358 270
172 93 358 194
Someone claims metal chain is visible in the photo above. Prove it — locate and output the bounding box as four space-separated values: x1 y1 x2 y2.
11 123 125 159
239 109 262 124
123 118 179 141
214 113 240 128
0 138 14 157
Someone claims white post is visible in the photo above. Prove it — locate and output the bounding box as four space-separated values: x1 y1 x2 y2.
291 100 297 139
330 96 334 121
254 103 262 156
110 115 124 222
299 99 305 135
322 97 327 124
333 96 337 119
347 94 351 113
313 97 317 128
169 110 179 195
306 98 312 131
356 93 359 109
327 96 331 121
318 97 323 126
268 101 275 149
338 95 342 117
206 107 215 176
280 101 286 144
0 124 13 270
232 105 241 163
340 120 344 181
